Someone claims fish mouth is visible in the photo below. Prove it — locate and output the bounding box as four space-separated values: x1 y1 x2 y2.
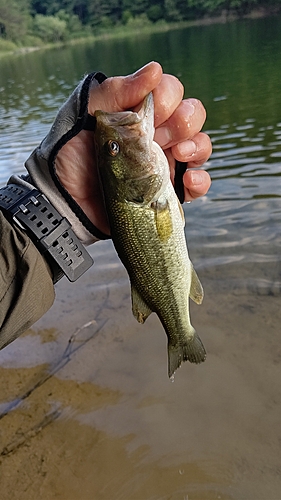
94 92 154 130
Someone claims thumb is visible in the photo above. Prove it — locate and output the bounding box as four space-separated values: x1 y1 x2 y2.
88 61 163 114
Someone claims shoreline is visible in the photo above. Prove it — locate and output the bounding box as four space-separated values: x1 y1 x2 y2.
0 6 280 58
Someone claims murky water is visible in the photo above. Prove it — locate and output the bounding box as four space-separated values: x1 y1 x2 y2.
0 15 281 500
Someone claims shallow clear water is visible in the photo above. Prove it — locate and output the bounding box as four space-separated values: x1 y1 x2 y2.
0 15 281 500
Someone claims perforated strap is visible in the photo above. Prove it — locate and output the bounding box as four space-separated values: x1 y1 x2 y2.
0 184 93 282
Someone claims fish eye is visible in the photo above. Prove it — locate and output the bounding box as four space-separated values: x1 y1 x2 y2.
107 140 120 157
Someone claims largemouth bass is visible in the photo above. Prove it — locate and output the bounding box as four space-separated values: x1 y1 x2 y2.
94 93 206 378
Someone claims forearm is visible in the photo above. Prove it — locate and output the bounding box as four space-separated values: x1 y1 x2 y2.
0 211 55 350
0 71 105 349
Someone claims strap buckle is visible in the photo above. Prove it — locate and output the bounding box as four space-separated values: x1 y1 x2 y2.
0 184 93 282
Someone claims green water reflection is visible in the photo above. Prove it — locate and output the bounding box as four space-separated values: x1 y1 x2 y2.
1 16 281 127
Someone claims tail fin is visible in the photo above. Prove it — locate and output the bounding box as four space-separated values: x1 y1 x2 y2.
168 331 206 378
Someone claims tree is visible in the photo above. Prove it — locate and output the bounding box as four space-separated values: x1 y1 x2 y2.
147 4 163 22
164 0 182 21
1 0 280 47
31 0 76 16
33 13 67 42
0 0 31 41
72 0 90 24
187 0 225 15
87 0 110 28
56 8 83 34
228 0 258 15
122 0 149 16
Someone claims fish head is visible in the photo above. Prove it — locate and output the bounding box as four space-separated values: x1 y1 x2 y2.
94 92 169 204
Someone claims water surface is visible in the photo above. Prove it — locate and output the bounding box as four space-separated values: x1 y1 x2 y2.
0 15 281 500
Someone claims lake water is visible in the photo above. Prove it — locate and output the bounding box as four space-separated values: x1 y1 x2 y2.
0 15 281 500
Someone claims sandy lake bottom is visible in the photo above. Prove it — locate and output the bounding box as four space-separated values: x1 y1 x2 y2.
0 239 280 500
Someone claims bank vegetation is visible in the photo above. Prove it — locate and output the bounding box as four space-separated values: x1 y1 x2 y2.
0 0 280 52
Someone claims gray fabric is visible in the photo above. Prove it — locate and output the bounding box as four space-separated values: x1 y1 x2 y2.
0 211 55 349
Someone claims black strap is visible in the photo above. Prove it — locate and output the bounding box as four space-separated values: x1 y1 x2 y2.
174 161 187 204
0 184 93 283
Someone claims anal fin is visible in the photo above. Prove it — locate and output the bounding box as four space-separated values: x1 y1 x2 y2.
131 284 153 324
190 264 204 305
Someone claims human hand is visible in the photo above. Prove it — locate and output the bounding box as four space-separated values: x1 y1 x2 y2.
56 61 212 236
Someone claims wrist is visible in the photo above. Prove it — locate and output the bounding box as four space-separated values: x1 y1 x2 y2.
0 183 93 283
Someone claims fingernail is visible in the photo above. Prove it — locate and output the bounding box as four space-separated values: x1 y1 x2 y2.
133 62 155 78
190 170 203 186
154 126 172 147
177 140 197 157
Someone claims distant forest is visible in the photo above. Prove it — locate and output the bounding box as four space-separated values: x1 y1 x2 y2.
0 0 280 47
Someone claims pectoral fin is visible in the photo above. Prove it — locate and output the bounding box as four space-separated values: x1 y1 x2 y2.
131 284 153 324
189 265 204 304
151 199 173 242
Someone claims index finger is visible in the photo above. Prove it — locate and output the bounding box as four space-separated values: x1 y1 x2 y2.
88 61 163 114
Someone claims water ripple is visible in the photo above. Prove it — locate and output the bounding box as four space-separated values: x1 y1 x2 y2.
1 87 281 288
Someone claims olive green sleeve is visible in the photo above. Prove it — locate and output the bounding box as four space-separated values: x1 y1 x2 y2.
0 211 55 350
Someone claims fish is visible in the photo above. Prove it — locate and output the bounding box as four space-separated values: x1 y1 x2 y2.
93 92 206 378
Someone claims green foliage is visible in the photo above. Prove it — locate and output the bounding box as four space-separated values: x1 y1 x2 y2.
33 14 67 42
186 0 260 16
122 9 132 24
87 0 110 28
164 0 183 21
31 0 77 16
0 37 17 51
125 12 152 27
147 4 163 22
0 0 31 41
56 8 83 33
0 0 279 48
